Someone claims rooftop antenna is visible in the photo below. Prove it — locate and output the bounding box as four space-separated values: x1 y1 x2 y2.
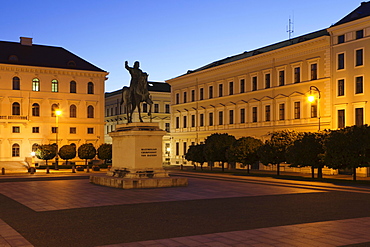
287 14 294 39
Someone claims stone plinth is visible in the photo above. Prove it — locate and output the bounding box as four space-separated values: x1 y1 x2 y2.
90 122 188 189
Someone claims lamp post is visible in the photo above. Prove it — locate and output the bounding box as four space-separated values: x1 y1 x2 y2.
308 86 321 131
55 109 62 170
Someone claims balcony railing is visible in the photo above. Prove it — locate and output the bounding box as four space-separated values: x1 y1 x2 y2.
0 116 28 120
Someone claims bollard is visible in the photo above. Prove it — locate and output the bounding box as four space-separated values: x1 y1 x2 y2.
46 166 50 174
72 165 76 173
1 167 5 175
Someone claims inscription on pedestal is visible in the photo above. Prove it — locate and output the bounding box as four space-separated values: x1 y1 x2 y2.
141 148 157 157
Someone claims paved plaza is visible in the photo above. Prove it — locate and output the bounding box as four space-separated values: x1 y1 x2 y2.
1 171 370 246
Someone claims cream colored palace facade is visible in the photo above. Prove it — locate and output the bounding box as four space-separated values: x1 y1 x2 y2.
167 2 370 176
104 82 171 164
0 37 108 167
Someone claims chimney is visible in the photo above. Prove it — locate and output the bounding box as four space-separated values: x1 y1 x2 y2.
20 37 33 46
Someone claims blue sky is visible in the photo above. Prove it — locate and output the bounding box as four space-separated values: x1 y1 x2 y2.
1 0 362 92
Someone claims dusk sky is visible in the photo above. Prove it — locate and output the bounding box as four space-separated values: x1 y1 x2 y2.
2 0 362 92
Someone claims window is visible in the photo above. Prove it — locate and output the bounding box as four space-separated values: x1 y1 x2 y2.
294 102 301 119
265 105 271 122
356 30 364 39
218 84 223 97
176 93 179 104
191 115 195 127
279 70 285 86
154 104 159 113
265 74 271 89
338 79 345 96
165 123 170 132
219 111 223 125
87 82 94 94
229 110 234 124
338 35 345 44
338 109 345 129
240 79 245 93
32 103 40 116
142 103 148 113
338 53 345 70
32 127 39 133
294 67 301 83
176 142 179 156
311 63 317 80
191 90 195 102
176 117 179 129
252 76 257 91
200 114 204 127
356 49 363 66
87 105 94 118
12 126 20 133
12 144 20 157
165 104 170 113
183 116 187 128
355 108 364 126
12 102 20 115
51 79 58 92
70 81 77 93
32 78 40 91
12 77 20 90
240 108 245 123
87 128 94 134
209 86 213 99
183 92 187 103
32 144 39 152
51 104 59 117
183 142 187 156
209 112 213 126
252 107 257 122
70 104 77 118
199 88 204 100
52 127 58 133
355 76 363 94
279 104 285 120
311 103 318 118
229 81 234 95
70 127 77 134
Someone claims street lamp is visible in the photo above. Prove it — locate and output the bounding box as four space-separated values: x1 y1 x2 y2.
55 109 62 170
308 86 321 131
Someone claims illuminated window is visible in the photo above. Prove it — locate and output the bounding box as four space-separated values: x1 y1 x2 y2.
70 81 77 93
12 102 20 115
70 104 77 118
87 105 94 118
87 82 94 94
51 79 58 92
32 103 40 116
32 78 40 91
12 144 20 157
12 77 20 90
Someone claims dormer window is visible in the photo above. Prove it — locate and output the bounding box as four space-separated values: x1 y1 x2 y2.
67 60 76 67
8 55 18 62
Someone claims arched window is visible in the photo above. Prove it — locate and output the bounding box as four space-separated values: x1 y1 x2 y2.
87 82 94 94
70 81 77 93
32 103 40 116
51 104 59 117
32 143 39 152
12 144 20 157
32 78 40 91
12 77 20 90
87 105 94 118
70 104 77 118
51 79 58 92
12 102 20 115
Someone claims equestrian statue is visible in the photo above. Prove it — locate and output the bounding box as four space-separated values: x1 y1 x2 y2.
120 61 153 123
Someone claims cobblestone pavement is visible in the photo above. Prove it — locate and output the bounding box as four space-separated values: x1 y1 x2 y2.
1 171 370 246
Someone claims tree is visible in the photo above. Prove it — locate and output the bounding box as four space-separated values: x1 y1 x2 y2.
204 133 236 172
325 125 370 181
286 132 327 178
35 144 57 167
258 130 303 175
78 143 96 172
227 137 263 174
185 144 207 170
59 145 76 172
97 143 112 164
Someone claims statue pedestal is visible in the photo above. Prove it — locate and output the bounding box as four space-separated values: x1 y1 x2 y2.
90 123 187 189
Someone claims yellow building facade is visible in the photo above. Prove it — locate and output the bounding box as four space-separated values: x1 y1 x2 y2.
166 2 370 176
0 37 108 168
